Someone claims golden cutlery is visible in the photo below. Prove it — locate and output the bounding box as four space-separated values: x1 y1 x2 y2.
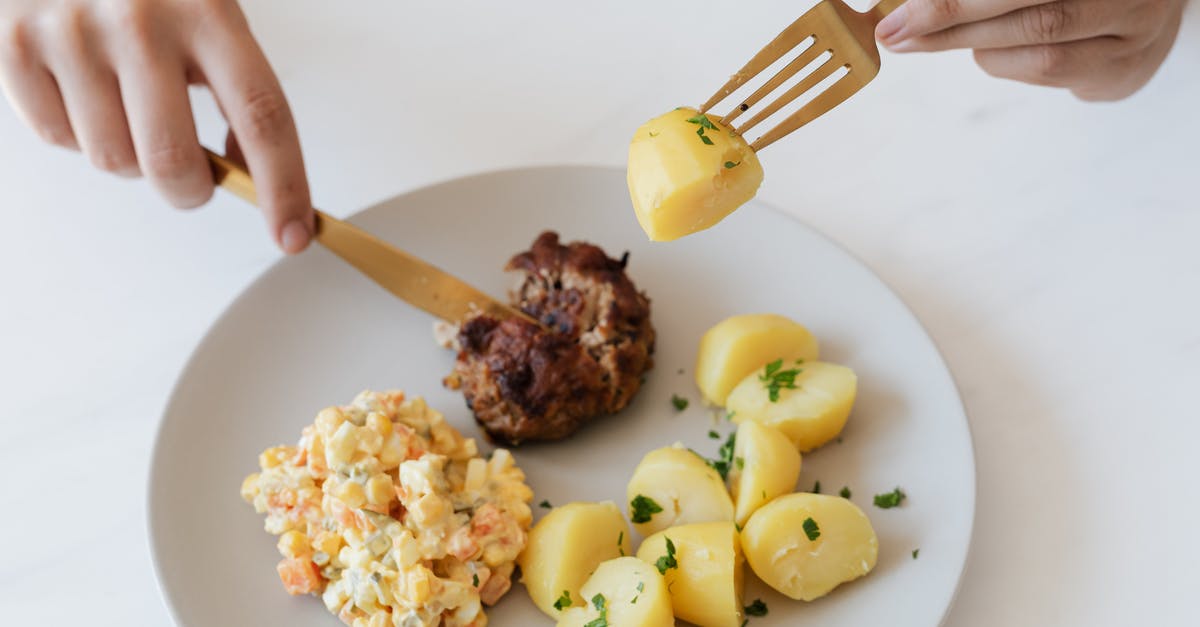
205 149 534 325
701 0 905 151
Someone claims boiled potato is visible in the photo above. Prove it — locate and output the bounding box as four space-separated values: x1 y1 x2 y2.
519 501 634 618
727 361 856 452
627 107 763 242
636 522 744 627
727 420 802 526
556 557 673 627
695 314 820 406
626 445 734 536
741 493 878 601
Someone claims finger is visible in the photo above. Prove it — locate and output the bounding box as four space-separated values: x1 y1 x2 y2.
892 1 1122 52
44 11 139 177
878 0 1050 45
972 37 1125 89
192 9 313 254
224 128 246 166
0 20 76 148
117 46 212 208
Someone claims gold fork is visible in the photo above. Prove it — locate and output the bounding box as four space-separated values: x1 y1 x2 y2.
700 0 905 151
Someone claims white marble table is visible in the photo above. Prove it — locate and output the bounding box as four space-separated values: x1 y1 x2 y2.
2 1 1198 625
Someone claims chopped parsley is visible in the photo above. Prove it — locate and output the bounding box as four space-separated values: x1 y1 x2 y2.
840 486 852 499
631 580 644 604
472 573 480 587
874 487 907 509
758 359 802 402
708 429 721 439
539 500 552 509
812 480 821 494
802 517 821 541
648 131 660 137
912 548 920 559
583 593 609 627
671 394 689 411
655 537 678 575
726 410 736 421
685 114 718 146
637 581 645 592
744 598 768 616
724 160 741 169
735 456 745 470
630 495 663 523
618 531 625 556
709 431 737 480
553 590 573 611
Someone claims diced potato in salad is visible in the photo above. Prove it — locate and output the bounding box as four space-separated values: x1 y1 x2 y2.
241 390 534 627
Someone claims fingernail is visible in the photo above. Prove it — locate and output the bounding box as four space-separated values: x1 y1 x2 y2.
876 5 909 43
280 219 311 254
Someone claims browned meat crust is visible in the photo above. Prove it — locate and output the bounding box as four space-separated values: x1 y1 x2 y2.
449 231 655 444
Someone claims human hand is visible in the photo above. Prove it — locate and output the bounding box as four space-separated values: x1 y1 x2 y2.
0 0 313 253
875 0 1187 101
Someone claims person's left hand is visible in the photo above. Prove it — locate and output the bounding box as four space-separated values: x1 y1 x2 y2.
875 0 1187 101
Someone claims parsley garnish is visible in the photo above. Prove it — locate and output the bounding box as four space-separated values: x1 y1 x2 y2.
726 410 736 421
636 581 644 592
812 480 821 494
685 114 718 146
840 486 852 499
708 429 720 439
618 531 625 556
539 500 552 509
648 131 660 137
735 456 745 470
655 537 678 575
630 495 663 523
744 598 768 616
472 573 480 587
583 593 609 627
912 548 920 559
709 431 737 480
671 394 689 411
553 590 572 611
802 517 821 541
724 161 741 169
758 359 802 402
874 487 907 509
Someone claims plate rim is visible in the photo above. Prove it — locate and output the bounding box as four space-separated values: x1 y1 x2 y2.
145 164 977 626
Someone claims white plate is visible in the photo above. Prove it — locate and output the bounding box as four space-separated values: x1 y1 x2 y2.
148 166 975 626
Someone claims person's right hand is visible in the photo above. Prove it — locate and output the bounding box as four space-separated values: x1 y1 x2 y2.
0 0 314 253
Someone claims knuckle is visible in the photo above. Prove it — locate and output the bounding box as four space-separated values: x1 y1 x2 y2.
926 0 963 22
142 143 199 181
1031 45 1070 82
0 18 33 64
107 0 157 49
1024 3 1070 42
89 145 138 174
238 88 293 141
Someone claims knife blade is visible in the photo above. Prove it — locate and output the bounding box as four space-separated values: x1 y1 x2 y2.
205 149 535 325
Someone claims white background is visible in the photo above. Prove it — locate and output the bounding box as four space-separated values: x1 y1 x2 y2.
1 1 1198 625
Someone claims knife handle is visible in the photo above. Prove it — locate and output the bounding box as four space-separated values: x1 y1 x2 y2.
204 148 334 239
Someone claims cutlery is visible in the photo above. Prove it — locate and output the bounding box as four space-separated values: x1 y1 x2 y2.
205 149 535 326
701 0 904 151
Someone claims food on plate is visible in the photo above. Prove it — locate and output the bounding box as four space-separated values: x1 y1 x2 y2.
626 445 734 536
555 557 673 627
740 493 878 602
635 522 744 627
445 231 655 445
694 313 820 406
518 501 634 619
627 107 763 241
240 390 533 626
727 420 802 526
726 360 857 452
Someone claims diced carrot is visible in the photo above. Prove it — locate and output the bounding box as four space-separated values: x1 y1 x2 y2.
276 558 322 595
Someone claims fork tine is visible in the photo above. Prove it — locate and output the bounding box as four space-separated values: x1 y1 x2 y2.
698 17 818 114
749 71 862 151
720 38 826 127
736 55 844 136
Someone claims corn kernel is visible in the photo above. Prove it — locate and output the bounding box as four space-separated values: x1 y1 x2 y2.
464 458 487 492
365 411 392 437
259 446 293 469
333 479 366 509
277 530 310 559
240 474 260 502
326 422 357 468
365 474 393 507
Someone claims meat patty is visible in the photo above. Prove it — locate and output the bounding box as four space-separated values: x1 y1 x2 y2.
447 231 655 445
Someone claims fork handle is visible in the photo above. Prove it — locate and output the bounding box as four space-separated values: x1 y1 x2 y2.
867 0 907 23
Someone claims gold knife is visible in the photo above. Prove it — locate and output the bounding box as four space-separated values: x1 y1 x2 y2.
205 149 534 325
